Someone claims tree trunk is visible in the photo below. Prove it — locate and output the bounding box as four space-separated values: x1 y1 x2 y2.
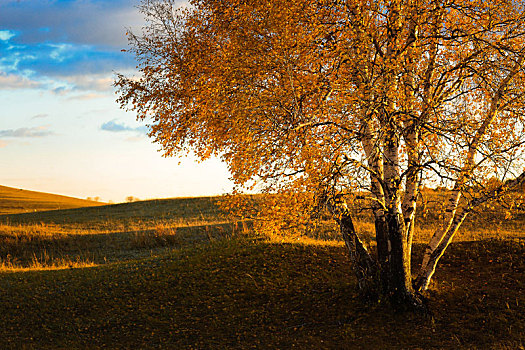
336 210 378 301
359 121 424 310
336 203 426 311
414 211 467 291
374 212 390 295
375 210 425 311
415 170 525 291
415 59 524 291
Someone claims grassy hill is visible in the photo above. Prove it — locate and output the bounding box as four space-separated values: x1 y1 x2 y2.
0 237 523 349
0 185 104 215
0 187 524 348
0 194 235 269
0 195 224 229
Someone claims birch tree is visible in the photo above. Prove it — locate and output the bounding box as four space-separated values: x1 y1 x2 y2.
116 0 525 310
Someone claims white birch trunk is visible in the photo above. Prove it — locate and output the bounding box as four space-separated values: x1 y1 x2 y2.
416 57 524 290
418 170 525 290
401 17 420 257
361 121 385 210
402 128 420 266
419 189 461 272
327 199 378 296
417 207 469 290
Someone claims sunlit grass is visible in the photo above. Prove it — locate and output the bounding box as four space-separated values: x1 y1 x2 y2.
0 255 97 272
1 189 523 272
0 217 246 271
0 184 103 215
0 189 524 348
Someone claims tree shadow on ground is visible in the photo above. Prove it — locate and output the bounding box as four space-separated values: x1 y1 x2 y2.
0 238 523 349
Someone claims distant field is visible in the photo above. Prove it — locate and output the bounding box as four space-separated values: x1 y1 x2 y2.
0 193 238 269
1 195 225 228
0 186 523 270
0 185 104 215
0 185 524 348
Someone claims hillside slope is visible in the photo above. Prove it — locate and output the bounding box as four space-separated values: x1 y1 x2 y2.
0 185 104 215
0 238 523 349
0 196 222 228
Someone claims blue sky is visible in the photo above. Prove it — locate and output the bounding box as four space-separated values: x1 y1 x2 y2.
0 0 232 202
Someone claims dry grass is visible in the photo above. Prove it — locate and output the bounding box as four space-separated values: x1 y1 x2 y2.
0 195 251 271
0 237 523 349
1 189 523 271
0 185 103 215
0 188 524 348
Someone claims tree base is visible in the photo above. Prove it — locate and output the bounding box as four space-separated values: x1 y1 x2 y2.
355 282 430 314
389 290 429 314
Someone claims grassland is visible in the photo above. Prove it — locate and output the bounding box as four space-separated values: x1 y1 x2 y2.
0 185 104 215
0 186 524 349
0 194 237 270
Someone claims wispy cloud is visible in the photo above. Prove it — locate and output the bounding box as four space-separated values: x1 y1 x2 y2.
125 136 145 142
0 1 144 48
101 120 148 135
0 72 43 90
0 30 15 41
64 74 115 92
0 37 136 84
0 1 142 93
32 113 49 119
67 92 107 101
0 126 54 138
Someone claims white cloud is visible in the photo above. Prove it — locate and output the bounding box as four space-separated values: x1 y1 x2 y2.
32 113 49 119
125 136 145 142
48 43 73 62
0 125 54 138
65 74 115 92
67 92 107 101
0 72 42 90
0 140 8 148
101 119 148 135
0 30 15 41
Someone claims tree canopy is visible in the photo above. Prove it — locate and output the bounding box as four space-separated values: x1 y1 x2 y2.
116 0 525 309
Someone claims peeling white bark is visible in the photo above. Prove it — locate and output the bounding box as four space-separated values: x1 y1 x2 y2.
419 189 461 271
384 135 403 216
327 199 377 294
418 170 525 290
417 56 525 290
402 125 420 262
418 208 468 290
361 121 385 208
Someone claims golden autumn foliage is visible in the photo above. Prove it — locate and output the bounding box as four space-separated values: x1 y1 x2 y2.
116 0 525 308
